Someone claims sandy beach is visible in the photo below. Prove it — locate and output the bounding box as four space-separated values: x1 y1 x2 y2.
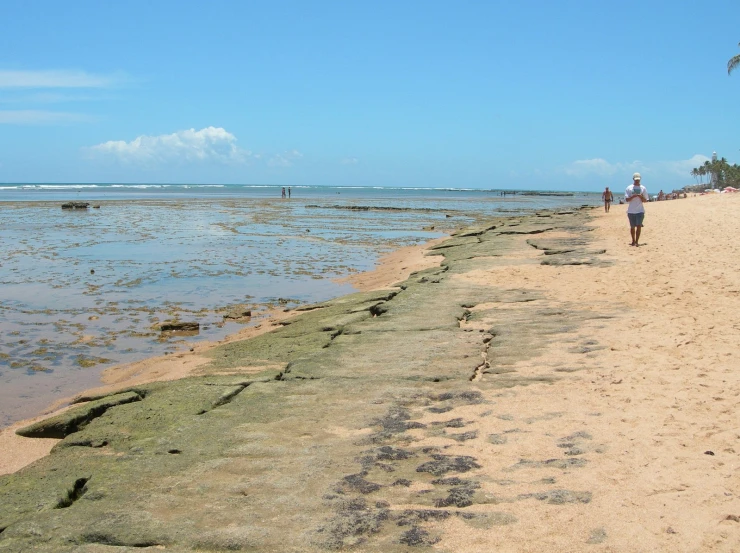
432 193 740 552
1 193 739 552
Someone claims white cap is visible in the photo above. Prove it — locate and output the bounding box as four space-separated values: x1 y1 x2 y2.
633 172 641 181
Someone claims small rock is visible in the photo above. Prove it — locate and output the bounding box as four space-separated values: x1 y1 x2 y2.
223 309 251 320
704 450 715 456
161 321 199 332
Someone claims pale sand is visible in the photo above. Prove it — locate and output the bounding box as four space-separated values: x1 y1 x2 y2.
3 194 739 551
422 193 740 552
336 237 446 292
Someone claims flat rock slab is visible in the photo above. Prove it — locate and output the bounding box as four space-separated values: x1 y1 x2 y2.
16 391 142 439
0 207 607 552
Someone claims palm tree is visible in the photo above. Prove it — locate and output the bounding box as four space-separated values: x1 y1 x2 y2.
729 42 740 75
699 164 708 184
703 160 714 187
728 164 740 186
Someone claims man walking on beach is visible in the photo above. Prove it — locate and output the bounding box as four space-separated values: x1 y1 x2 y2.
602 186 614 212
625 173 648 246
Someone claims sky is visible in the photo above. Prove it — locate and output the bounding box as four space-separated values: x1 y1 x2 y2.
1 0 738 191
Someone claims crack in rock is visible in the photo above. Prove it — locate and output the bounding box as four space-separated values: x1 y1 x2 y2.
16 391 143 439
55 477 90 509
79 533 164 548
197 384 249 415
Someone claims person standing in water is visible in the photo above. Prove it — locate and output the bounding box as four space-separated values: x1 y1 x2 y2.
625 173 648 246
602 186 614 212
288 187 291 198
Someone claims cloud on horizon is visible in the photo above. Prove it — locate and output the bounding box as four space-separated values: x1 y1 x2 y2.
88 127 303 169
654 154 711 177
267 149 304 168
563 158 643 177
563 154 711 181
88 127 250 164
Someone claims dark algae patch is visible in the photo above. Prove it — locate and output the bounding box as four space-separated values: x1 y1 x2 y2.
416 455 482 477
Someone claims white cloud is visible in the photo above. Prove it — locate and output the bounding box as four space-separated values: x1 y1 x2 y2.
563 154 712 183
340 157 359 165
89 127 250 164
654 154 710 176
0 110 94 125
0 69 127 124
0 69 124 88
564 158 644 177
267 149 303 167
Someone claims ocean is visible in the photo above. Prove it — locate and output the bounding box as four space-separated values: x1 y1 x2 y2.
0 183 598 425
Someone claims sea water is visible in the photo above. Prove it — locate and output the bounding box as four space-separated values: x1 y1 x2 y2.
0 184 598 425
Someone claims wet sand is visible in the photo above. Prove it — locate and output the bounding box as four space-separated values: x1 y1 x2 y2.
2 194 739 551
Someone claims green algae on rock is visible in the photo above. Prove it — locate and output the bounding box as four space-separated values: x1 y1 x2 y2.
0 208 608 552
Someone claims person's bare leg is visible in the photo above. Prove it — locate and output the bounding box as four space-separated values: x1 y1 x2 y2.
630 227 636 245
635 225 642 246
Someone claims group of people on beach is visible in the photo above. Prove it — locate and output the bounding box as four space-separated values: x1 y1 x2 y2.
601 172 649 247
281 187 291 198
656 190 686 201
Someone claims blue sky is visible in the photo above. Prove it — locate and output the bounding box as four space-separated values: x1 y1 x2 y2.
1 0 738 191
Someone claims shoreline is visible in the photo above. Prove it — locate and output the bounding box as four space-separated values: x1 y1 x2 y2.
3 195 739 551
0 194 463 428
0 235 447 475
